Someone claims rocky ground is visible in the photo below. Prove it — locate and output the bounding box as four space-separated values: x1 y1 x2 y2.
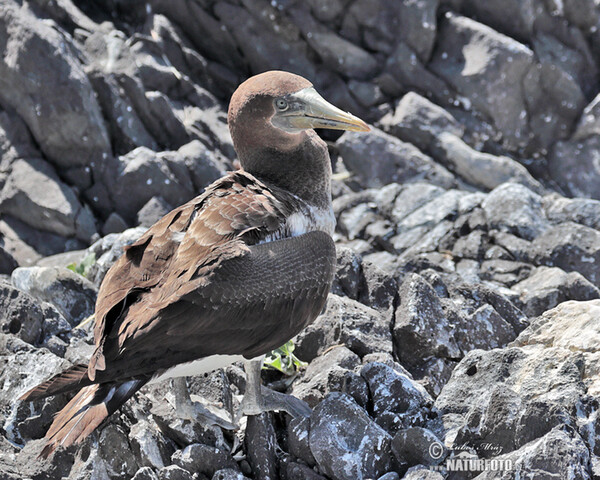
1 0 600 479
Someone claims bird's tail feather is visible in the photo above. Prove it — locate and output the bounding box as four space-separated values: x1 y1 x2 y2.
20 364 91 401
39 378 146 459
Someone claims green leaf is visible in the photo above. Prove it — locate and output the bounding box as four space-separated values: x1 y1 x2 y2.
67 253 96 278
263 340 307 376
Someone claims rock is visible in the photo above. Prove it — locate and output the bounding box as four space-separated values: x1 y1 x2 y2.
337 128 456 189
0 158 97 241
287 416 316 467
309 393 393 480
158 465 195 480
102 212 129 235
99 423 139 478
435 298 600 462
378 41 452 104
432 133 541 191
279 458 327 480
0 334 72 445
430 13 535 150
473 426 591 480
361 362 433 433
379 92 464 153
358 260 398 311
0 279 46 344
394 273 461 368
292 346 366 407
0 2 111 171
482 183 548 241
178 140 231 192
543 194 600 230
86 227 146 286
514 300 600 396
548 137 600 200
172 443 239 477
391 427 446 467
111 147 195 222
512 266 600 317
0 246 18 274
331 246 362 300
129 420 175 470
11 266 97 326
133 467 160 480
212 469 250 480
137 196 173 228
245 413 278 480
402 467 444 480
531 222 600 285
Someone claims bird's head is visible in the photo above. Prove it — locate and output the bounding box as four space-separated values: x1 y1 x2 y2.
228 71 369 160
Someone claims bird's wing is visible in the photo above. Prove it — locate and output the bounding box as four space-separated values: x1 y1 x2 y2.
96 231 336 382
89 171 293 379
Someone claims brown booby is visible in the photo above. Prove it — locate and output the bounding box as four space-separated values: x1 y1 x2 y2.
20 70 369 458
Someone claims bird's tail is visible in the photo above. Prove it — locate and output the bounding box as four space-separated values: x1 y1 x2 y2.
19 364 91 401
39 378 146 459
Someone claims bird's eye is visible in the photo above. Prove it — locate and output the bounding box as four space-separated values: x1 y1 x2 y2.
275 98 288 111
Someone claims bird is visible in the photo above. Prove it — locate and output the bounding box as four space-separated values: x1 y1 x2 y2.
19 70 370 458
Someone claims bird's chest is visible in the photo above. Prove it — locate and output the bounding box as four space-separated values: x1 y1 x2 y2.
260 204 335 244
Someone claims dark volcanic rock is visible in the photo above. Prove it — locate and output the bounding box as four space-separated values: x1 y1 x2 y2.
337 128 456 189
11 266 97 326
309 393 392 480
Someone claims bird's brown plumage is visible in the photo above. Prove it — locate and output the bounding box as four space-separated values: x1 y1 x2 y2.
19 70 368 458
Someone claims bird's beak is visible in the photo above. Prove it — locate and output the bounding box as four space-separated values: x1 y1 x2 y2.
285 87 370 132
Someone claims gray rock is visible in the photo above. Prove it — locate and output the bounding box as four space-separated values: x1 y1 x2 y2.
548 137 600 200
391 427 446 467
280 459 327 480
0 2 111 171
0 280 45 344
531 222 600 285
0 246 18 274
512 266 600 317
245 413 278 480
137 196 173 228
331 246 362 300
394 273 461 368
178 140 231 192
129 420 175 470
432 133 541 191
473 426 591 480
212 469 250 480
11 266 97 326
111 147 195 222
86 227 146 286
292 346 366 407
294 294 393 362
287 416 316 467
172 443 238 477
133 467 160 480
102 212 129 236
99 423 139 478
337 128 455 189
358 260 398 311
543 194 600 230
309 393 392 480
430 13 535 150
378 42 452 104
482 183 548 241
402 466 444 480
361 362 433 433
0 158 97 241
158 465 194 480
379 92 464 153
1 334 72 445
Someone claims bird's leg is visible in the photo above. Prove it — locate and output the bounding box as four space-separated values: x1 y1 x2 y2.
172 377 236 430
236 359 311 422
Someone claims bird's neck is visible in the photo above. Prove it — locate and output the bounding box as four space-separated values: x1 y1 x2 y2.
239 131 332 209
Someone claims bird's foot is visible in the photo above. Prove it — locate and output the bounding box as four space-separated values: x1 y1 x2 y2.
176 399 237 430
235 385 311 423
172 377 236 430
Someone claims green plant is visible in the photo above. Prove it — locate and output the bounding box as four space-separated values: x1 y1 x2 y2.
263 340 307 376
67 252 96 278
